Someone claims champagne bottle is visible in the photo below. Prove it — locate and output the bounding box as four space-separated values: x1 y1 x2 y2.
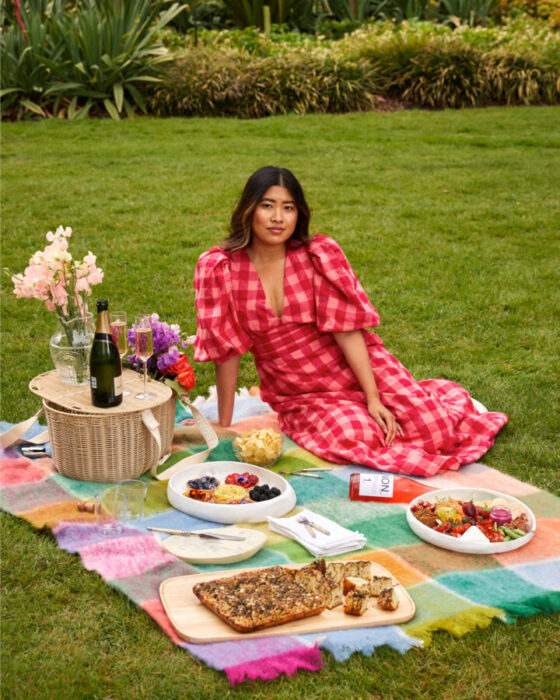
90 299 123 408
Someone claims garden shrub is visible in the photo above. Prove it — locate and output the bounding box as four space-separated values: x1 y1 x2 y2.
485 48 560 102
376 41 491 108
148 19 559 115
353 32 558 106
492 0 560 21
147 48 377 116
3 6 559 118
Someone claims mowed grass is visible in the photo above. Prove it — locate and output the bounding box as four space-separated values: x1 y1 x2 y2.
1 107 559 699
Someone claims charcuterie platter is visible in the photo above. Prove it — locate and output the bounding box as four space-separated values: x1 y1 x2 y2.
407 488 536 554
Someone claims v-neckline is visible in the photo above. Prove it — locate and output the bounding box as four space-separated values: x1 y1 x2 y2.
244 247 288 322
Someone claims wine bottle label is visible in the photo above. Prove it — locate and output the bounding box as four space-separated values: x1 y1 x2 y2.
357 473 394 498
114 375 122 395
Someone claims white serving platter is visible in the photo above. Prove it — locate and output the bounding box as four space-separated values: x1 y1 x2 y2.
160 526 267 565
167 460 297 524
406 487 536 555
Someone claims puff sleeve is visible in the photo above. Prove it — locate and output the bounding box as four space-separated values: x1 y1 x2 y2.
308 235 380 332
193 247 252 364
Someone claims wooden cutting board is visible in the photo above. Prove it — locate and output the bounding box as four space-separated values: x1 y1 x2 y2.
160 562 415 644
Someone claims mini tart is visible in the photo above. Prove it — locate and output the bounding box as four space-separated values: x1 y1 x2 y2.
212 483 250 504
186 487 215 502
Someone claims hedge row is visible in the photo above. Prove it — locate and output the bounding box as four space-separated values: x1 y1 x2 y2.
147 38 560 116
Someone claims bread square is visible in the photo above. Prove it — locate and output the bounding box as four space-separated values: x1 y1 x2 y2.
343 589 369 616
378 587 399 611
370 575 393 596
193 566 326 632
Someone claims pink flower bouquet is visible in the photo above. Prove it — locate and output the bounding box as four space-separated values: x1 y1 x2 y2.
8 225 103 321
6 226 104 384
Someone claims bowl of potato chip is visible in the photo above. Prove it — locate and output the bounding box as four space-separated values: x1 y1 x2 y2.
232 428 284 467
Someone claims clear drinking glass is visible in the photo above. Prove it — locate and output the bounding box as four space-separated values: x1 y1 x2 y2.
134 314 156 400
95 488 127 537
117 479 148 521
109 310 131 397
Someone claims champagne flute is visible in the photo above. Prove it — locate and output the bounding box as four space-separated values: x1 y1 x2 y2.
109 311 131 397
134 314 156 400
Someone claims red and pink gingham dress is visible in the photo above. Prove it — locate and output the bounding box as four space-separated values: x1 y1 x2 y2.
194 235 508 477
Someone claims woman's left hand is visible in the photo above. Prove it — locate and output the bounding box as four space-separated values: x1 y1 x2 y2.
367 399 403 447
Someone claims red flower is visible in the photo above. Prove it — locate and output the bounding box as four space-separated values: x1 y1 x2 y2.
162 353 196 392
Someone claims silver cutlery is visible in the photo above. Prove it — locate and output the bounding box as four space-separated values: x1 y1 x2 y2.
299 467 332 472
147 526 246 541
278 470 323 479
297 517 331 538
22 445 48 458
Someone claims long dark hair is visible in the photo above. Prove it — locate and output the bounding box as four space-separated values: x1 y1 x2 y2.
222 166 311 251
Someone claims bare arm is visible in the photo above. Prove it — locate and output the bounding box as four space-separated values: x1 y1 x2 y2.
333 330 402 446
215 354 241 427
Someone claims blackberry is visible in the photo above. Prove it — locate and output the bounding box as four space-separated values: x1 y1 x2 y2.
249 483 281 502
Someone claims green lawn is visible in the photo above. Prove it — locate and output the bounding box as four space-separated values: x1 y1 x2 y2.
1 107 559 699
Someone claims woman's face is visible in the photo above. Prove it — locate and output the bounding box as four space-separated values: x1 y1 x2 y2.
250 186 298 249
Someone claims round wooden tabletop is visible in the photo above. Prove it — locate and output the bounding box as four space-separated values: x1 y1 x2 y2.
29 369 173 415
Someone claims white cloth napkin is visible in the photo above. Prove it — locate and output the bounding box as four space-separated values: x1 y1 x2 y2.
267 508 367 557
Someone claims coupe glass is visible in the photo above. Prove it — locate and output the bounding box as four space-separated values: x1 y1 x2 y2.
134 314 156 400
109 311 131 396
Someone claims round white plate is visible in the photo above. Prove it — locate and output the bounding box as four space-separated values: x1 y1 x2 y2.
160 526 267 564
167 460 297 524
406 487 536 554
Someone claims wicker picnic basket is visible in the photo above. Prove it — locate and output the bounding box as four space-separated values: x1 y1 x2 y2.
29 370 175 483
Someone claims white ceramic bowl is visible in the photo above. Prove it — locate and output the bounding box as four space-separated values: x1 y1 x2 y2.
167 460 297 524
406 487 536 555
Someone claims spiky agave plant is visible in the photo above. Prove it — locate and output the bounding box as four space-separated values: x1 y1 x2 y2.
1 0 187 119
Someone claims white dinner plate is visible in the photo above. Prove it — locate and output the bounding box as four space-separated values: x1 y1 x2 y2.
406 487 536 554
167 461 297 524
160 526 267 564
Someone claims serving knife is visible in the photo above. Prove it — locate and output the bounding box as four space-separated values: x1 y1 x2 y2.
147 526 246 541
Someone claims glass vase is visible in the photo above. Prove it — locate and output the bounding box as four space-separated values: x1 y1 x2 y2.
49 312 95 386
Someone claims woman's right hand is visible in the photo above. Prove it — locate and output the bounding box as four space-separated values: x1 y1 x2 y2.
367 398 403 447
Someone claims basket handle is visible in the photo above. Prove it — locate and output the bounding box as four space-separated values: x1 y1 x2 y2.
142 397 219 481
0 408 49 450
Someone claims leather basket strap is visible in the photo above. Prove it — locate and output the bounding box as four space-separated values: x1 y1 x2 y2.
144 397 219 481
0 409 49 450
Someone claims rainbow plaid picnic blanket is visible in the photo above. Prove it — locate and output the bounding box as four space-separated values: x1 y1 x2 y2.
1 393 559 686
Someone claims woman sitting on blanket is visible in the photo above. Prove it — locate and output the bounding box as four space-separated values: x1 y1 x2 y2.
193 166 508 477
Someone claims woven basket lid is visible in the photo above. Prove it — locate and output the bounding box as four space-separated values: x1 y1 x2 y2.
29 369 173 415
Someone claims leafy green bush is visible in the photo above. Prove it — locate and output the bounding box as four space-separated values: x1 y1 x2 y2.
1 0 185 119
147 47 377 116
354 24 559 106
147 17 559 115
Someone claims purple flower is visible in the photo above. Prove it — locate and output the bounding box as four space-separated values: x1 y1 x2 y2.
157 346 180 371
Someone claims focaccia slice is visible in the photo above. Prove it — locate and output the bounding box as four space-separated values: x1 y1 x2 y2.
370 575 393 596
343 589 369 616
378 587 399 611
193 566 326 633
